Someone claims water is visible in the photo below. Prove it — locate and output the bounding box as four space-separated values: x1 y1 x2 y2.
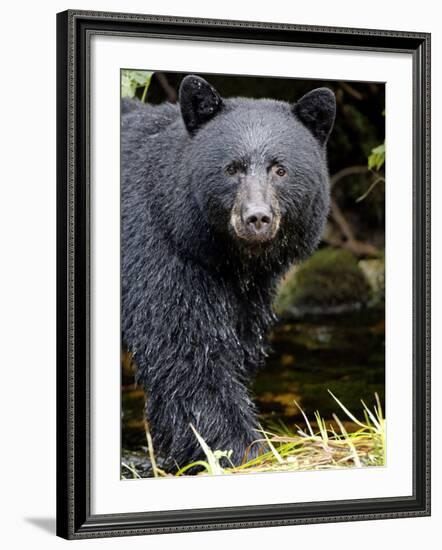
121 309 385 455
253 310 385 427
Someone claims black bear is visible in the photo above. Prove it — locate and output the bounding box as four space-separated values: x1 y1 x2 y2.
122 75 335 469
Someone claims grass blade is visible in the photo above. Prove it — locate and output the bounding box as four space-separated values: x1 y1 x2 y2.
328 390 368 429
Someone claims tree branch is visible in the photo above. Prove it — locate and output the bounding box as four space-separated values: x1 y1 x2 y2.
340 82 364 101
330 165 368 189
156 72 177 103
328 198 380 257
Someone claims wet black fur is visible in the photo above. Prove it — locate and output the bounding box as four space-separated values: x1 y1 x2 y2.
121 76 335 469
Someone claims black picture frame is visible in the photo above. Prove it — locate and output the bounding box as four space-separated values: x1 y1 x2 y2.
56 9 431 540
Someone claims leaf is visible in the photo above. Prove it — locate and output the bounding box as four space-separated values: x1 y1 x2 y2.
121 72 136 98
368 143 385 171
189 424 226 475
131 70 153 86
121 70 153 99
213 449 233 460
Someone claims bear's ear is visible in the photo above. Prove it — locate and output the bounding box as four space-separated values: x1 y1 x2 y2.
179 75 223 135
293 88 336 146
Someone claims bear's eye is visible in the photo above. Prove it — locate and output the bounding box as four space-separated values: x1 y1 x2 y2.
226 164 238 176
273 165 287 177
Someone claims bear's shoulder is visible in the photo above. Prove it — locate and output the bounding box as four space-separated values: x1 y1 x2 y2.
122 99 181 137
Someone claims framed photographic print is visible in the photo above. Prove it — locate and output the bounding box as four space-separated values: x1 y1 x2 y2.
56 10 431 539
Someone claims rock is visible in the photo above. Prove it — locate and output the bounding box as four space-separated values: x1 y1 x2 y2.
273 247 371 318
358 258 385 307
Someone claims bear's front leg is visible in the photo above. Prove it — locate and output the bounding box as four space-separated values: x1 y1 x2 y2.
145 358 261 471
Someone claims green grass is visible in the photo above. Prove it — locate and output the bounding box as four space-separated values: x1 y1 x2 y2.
136 392 385 478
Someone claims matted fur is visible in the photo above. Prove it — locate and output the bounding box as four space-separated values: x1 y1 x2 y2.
121 76 335 469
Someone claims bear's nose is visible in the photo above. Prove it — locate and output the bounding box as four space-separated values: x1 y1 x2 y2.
244 208 273 233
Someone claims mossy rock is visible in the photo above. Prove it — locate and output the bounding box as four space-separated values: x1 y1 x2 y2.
358 258 385 307
274 247 371 317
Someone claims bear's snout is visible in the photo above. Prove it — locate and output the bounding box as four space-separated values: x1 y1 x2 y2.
243 206 274 240
230 177 281 245
230 200 280 245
